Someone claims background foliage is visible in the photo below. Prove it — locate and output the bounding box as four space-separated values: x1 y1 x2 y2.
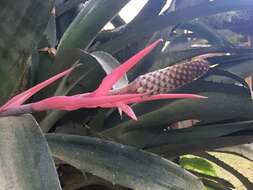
1 0 253 189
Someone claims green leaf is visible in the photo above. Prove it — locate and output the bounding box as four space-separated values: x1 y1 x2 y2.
217 54 253 78
0 115 61 190
57 0 129 54
47 133 205 190
189 169 234 189
175 21 232 46
201 178 233 190
150 135 253 158
102 82 252 142
39 13 57 48
0 0 53 104
56 0 87 17
30 52 54 101
152 46 253 70
55 0 81 39
180 156 217 176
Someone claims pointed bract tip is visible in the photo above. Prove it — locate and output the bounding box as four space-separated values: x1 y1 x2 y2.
157 38 164 43
116 103 138 121
193 95 208 99
0 66 76 111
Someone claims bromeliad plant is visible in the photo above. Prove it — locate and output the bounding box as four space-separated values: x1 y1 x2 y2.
2 0 253 190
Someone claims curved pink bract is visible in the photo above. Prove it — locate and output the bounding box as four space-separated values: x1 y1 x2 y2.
0 67 75 111
94 39 163 96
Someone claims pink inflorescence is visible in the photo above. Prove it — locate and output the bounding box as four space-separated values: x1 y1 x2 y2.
0 39 209 120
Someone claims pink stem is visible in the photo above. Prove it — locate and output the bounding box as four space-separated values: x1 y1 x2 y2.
31 94 145 111
122 94 207 104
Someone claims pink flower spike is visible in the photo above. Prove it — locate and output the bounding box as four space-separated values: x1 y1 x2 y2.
0 67 75 111
94 39 163 96
121 93 207 104
116 102 137 121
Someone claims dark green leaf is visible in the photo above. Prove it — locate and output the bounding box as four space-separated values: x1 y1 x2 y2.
102 82 252 142
57 0 129 55
0 0 53 104
150 135 253 158
47 133 204 190
56 0 87 17
97 0 253 54
189 170 234 189
175 21 232 46
0 115 61 190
